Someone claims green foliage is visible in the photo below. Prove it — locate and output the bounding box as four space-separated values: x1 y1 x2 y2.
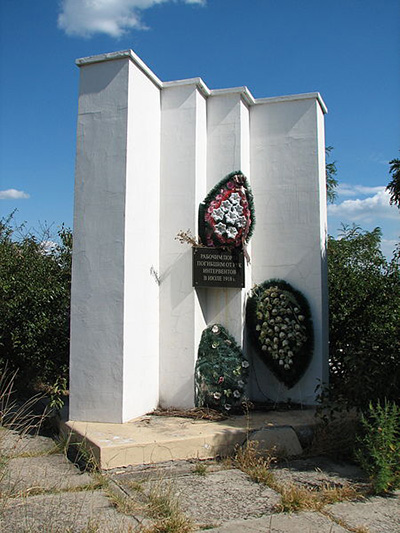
195 324 249 412
387 155 400 208
355 401 400 494
246 279 313 388
324 225 400 410
326 146 338 204
0 213 72 394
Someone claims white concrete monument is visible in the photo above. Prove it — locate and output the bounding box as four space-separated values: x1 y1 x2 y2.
69 49 328 424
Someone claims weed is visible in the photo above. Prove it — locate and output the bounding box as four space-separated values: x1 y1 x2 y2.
233 440 277 485
142 481 194 533
355 400 400 494
193 463 208 476
276 482 361 513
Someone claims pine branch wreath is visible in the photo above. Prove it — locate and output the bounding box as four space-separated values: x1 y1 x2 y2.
246 279 313 388
195 324 249 412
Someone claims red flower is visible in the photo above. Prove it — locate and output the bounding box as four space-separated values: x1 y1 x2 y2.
218 376 224 384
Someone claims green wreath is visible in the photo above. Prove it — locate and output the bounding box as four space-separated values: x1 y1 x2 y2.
195 324 249 412
246 279 313 388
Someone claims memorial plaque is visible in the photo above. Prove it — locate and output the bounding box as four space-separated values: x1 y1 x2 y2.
192 247 245 288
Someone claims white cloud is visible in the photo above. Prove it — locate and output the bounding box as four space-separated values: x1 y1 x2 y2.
337 183 386 197
58 0 205 38
328 189 398 223
0 189 30 200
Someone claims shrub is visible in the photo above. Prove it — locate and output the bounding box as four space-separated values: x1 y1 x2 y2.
355 400 400 494
0 213 72 394
322 225 400 411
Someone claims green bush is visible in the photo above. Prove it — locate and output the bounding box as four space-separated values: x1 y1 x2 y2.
322 225 400 411
355 400 400 494
0 213 72 394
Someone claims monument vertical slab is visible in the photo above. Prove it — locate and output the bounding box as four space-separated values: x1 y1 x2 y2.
249 95 329 404
70 52 161 423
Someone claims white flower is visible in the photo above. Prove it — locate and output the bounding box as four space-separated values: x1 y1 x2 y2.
215 222 227 235
211 207 225 221
262 345 267 351
221 200 231 211
211 325 220 334
236 216 247 228
212 343 218 349
233 390 241 398
230 203 244 216
279 359 284 365
226 226 238 239
225 210 239 224
224 404 232 411
229 192 241 204
213 392 221 400
237 380 245 388
242 360 249 368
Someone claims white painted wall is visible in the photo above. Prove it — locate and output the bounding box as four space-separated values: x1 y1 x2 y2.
158 82 207 408
205 91 252 345
70 50 328 423
70 53 161 423
123 59 161 421
249 96 329 404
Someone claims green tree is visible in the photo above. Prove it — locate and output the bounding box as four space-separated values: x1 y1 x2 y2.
326 146 338 203
325 225 400 410
0 213 72 394
387 156 400 208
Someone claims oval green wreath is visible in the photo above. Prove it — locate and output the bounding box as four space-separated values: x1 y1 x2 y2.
195 324 249 413
246 279 313 388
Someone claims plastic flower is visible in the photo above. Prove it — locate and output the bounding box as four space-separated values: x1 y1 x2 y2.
211 207 225 221
229 192 241 204
214 222 227 235
225 210 239 224
218 376 224 384
224 404 231 410
226 226 238 239
213 392 221 400
211 325 220 334
233 390 241 398
242 360 249 368
237 380 245 388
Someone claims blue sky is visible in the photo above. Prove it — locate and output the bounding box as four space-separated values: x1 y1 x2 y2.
1 0 399 257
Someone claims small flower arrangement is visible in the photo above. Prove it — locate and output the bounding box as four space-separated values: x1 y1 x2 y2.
199 171 255 248
246 279 313 388
195 323 249 412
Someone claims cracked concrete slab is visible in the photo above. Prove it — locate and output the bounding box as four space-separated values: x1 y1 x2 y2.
325 493 400 533
0 427 57 458
0 490 140 532
205 510 349 532
0 454 93 496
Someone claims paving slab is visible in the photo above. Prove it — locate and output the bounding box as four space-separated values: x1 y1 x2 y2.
271 455 369 492
325 493 400 533
113 465 281 528
64 409 318 469
0 454 93 496
206 511 349 532
0 490 140 532
0 427 57 457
